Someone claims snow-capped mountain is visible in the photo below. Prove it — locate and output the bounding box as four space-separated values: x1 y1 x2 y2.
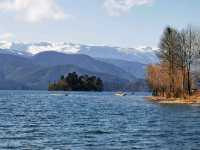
0 41 158 64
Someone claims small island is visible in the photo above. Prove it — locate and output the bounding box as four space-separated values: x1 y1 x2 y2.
48 72 103 91
146 25 200 104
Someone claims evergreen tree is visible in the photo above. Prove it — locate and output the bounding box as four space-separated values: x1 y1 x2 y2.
48 72 104 91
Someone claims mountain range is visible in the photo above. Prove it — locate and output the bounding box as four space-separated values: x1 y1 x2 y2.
0 41 158 91
0 41 158 64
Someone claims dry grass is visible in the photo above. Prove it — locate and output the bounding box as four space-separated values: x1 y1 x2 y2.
146 94 200 104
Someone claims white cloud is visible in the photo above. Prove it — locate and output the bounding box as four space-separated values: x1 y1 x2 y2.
0 32 14 41
0 0 67 23
104 0 153 16
0 41 12 49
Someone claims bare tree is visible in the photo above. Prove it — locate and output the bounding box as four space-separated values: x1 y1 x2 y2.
158 26 180 97
182 26 200 95
175 31 188 97
147 25 200 98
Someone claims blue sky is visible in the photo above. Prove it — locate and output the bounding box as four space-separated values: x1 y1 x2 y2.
0 0 199 47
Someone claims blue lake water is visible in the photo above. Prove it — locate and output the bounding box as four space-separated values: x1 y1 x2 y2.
0 91 200 150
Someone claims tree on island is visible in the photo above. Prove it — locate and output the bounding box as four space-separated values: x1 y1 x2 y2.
147 25 200 98
48 72 103 91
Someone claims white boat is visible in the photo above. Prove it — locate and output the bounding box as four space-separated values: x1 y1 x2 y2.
115 92 127 96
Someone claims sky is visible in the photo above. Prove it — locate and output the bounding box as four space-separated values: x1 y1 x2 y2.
0 0 199 48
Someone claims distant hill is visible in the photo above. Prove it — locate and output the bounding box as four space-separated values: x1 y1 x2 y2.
31 51 135 81
18 64 129 90
0 79 28 90
0 48 31 56
0 54 42 80
97 58 147 79
0 53 146 91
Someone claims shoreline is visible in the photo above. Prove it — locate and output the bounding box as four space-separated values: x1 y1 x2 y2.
146 96 200 104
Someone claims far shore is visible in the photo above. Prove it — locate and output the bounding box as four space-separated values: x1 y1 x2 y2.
146 95 200 105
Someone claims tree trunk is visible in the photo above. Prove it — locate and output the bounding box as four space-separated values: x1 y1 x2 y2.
182 66 186 98
187 65 191 95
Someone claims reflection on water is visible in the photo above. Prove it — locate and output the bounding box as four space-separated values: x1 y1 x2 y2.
0 91 199 149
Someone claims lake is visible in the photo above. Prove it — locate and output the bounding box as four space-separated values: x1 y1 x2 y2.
0 91 200 150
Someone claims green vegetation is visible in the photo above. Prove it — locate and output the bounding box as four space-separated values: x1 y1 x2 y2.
48 72 103 91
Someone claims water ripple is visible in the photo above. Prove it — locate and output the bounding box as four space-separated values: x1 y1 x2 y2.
0 91 199 149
